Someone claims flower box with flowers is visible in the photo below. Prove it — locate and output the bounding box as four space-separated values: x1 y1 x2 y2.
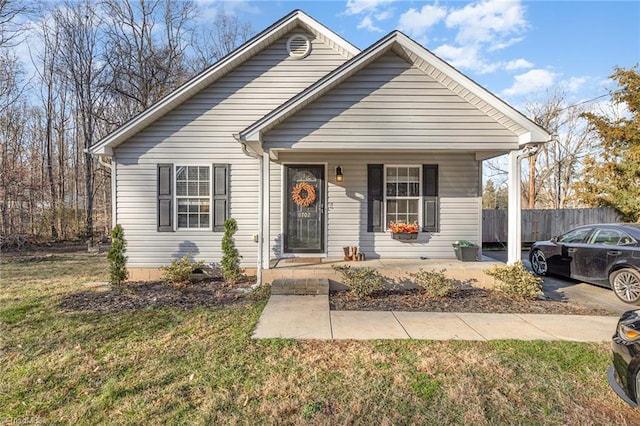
389 221 420 241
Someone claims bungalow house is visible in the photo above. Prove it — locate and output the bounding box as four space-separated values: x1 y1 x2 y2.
90 10 550 282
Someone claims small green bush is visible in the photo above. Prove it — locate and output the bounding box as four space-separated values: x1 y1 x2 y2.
221 218 243 284
485 261 543 300
333 265 385 298
408 268 458 297
107 224 128 285
161 255 205 286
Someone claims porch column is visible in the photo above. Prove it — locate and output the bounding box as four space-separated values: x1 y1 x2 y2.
507 150 521 264
262 151 271 270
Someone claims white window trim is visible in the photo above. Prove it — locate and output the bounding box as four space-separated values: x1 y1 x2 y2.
383 164 422 231
174 164 213 231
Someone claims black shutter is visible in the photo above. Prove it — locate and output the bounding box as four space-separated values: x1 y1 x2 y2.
367 164 384 232
157 164 173 232
212 164 229 232
423 164 439 232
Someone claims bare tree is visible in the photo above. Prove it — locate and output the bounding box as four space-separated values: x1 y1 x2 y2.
0 0 31 48
54 0 106 239
101 0 196 122
188 10 253 73
524 90 595 208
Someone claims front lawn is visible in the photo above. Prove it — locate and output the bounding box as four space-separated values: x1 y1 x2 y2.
1 248 638 424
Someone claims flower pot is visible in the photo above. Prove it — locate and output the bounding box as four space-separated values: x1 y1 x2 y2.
452 244 479 261
392 232 418 241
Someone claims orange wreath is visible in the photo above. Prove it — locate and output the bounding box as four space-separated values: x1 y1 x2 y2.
291 182 316 207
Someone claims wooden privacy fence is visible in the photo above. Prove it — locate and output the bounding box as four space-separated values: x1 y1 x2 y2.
483 208 621 243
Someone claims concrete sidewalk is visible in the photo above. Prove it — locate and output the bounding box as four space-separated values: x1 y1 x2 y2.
252 295 619 342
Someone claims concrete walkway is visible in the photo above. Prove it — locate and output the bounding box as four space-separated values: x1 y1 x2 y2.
252 295 620 342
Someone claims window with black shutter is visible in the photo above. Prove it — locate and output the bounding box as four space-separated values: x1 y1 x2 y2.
157 163 229 232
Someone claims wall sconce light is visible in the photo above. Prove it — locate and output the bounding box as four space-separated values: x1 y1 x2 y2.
336 166 344 182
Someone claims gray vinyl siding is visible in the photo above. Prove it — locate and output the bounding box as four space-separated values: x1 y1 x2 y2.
114 31 349 267
269 152 481 260
264 52 519 150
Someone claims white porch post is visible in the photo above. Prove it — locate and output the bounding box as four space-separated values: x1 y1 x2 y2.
261 151 271 270
507 150 521 264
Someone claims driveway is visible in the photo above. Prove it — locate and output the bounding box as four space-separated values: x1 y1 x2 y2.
484 250 634 316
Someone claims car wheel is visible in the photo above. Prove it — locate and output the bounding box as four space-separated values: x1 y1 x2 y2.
530 249 548 276
610 268 640 304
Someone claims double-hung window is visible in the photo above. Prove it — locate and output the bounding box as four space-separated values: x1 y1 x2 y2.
157 163 229 232
367 164 439 233
176 166 211 229
385 166 420 228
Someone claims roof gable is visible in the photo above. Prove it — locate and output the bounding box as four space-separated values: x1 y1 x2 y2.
239 31 550 146
90 10 359 156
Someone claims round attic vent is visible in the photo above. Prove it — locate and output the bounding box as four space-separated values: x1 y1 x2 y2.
286 34 311 59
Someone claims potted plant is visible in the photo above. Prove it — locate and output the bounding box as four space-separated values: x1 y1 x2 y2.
452 240 479 261
389 221 420 241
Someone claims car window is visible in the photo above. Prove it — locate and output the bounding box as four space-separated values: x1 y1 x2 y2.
589 228 623 245
619 232 637 246
558 227 592 244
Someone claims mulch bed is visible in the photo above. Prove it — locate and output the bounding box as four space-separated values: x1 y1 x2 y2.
329 287 612 316
59 278 258 314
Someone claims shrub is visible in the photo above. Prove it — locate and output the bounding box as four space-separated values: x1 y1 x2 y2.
485 261 543 300
161 255 205 286
408 268 458 297
107 224 128 285
221 218 243 283
333 265 385 297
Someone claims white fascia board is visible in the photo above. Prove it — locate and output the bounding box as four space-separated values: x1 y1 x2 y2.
395 33 551 144
89 10 359 156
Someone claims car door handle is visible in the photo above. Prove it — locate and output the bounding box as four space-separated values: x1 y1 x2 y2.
567 248 577 254
607 250 622 256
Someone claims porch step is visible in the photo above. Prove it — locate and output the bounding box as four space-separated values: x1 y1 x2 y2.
271 278 330 295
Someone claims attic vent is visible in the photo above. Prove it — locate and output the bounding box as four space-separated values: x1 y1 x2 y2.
287 34 311 59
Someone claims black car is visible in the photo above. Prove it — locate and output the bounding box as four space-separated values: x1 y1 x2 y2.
529 223 640 304
609 309 640 407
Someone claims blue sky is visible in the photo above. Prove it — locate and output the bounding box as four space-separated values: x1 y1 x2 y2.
210 0 639 110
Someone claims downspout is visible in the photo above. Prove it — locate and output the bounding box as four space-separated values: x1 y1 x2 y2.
237 138 264 286
97 154 116 230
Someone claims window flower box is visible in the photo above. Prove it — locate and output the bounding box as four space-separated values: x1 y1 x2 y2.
392 232 418 241
389 221 420 242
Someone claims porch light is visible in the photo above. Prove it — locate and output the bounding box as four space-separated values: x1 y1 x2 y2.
336 166 344 182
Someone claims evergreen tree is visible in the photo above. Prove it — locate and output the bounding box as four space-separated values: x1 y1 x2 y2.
221 218 242 283
575 65 640 221
107 224 128 285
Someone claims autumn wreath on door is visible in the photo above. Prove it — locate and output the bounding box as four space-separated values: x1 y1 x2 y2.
291 182 316 207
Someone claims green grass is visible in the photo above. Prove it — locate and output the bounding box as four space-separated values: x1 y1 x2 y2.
1 249 639 424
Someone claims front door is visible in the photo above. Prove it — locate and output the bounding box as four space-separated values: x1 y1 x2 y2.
284 165 324 254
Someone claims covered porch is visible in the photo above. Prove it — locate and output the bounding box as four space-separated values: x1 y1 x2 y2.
261 255 504 288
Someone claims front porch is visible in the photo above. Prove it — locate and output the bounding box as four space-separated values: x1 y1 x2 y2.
262 255 504 289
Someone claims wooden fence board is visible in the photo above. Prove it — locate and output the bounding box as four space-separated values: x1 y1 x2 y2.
482 208 621 243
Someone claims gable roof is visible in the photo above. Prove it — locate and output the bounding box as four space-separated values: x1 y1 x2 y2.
238 31 550 147
90 10 359 156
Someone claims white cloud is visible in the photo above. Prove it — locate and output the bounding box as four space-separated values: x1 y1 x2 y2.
398 5 447 39
563 76 588 92
357 16 383 32
445 0 527 46
502 69 558 96
505 58 533 71
345 0 397 16
434 43 500 74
